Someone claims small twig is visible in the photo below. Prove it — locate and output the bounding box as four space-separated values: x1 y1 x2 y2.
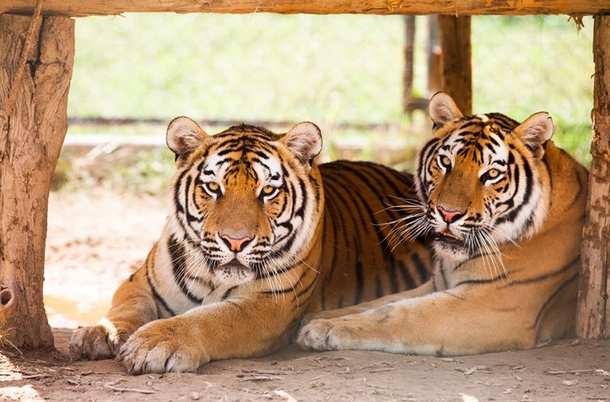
21 373 53 379
2 0 45 118
237 375 282 382
368 367 396 373
239 368 287 376
103 383 156 394
547 369 594 375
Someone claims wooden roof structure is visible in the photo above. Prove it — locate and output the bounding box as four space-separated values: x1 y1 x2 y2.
0 0 608 16
0 0 609 349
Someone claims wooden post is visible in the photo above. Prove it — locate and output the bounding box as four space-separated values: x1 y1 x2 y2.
427 16 443 96
437 15 472 115
578 14 610 340
0 14 74 349
402 16 416 114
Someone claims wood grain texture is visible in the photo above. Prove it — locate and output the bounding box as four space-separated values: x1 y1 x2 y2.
577 14 610 340
0 14 74 349
2 0 610 17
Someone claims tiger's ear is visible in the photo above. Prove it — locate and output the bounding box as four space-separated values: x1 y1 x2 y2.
513 112 554 159
166 116 209 161
280 122 323 167
428 92 464 127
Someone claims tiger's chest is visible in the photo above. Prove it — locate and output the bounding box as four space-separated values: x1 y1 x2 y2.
149 233 247 318
432 251 507 291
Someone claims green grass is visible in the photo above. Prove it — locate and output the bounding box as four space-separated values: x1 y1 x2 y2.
70 13 406 124
63 14 595 193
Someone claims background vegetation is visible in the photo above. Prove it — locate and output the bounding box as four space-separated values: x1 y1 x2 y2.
60 14 594 194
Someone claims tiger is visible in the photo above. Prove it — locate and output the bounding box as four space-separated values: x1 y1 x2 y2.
69 117 432 374
297 92 588 356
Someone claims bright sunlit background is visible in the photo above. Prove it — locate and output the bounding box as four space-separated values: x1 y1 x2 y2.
58 13 594 194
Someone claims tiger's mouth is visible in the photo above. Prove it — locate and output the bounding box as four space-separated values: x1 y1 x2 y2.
435 229 465 246
218 260 253 274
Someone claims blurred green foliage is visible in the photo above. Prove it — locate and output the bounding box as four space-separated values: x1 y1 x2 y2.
62 14 594 193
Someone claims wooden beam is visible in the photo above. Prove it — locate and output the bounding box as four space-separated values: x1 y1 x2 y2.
2 0 610 17
577 14 610 340
0 14 74 349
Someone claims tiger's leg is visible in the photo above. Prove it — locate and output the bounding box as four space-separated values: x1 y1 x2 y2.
116 297 296 374
69 266 158 360
304 280 435 324
297 286 537 356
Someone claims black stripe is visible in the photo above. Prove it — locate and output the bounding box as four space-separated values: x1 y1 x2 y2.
397 259 416 289
454 274 507 288
255 258 302 279
375 275 384 298
173 169 189 215
411 252 431 284
292 264 320 303
221 286 238 301
167 236 204 304
318 170 367 303
496 152 534 226
504 255 580 287
318 183 342 310
321 163 393 258
532 271 579 330
145 253 176 317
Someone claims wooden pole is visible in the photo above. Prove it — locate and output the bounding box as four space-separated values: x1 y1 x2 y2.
0 14 74 349
577 14 610 340
437 15 472 115
402 16 416 114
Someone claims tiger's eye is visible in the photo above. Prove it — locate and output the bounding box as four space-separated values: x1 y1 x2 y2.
262 185 274 195
204 181 221 196
439 155 451 168
487 169 499 178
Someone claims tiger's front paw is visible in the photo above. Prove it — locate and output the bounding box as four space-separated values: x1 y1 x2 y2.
296 318 355 351
117 319 210 374
69 321 128 360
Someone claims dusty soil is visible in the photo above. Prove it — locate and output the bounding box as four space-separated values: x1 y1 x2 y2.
1 191 609 402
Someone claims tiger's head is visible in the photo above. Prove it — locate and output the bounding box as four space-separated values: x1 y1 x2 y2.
415 92 553 263
165 117 323 288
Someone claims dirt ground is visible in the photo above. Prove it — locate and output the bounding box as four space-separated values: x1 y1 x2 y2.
1 191 609 402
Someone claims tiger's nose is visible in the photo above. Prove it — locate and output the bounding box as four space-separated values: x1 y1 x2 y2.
437 206 464 223
220 234 253 252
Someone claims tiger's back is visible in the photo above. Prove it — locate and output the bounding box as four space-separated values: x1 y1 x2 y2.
312 160 431 311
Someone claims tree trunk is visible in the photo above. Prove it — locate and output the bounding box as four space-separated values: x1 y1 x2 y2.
0 14 74 349
577 14 610 340
437 15 472 115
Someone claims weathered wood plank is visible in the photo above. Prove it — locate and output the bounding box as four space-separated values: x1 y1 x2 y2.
2 0 610 17
577 14 610 340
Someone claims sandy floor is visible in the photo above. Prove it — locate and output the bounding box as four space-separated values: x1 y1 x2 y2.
1 191 609 402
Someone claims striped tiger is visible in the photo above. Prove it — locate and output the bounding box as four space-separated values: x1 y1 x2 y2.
298 92 588 356
69 118 431 373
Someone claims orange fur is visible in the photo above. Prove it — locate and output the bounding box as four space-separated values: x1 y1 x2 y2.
298 93 588 356
70 119 431 373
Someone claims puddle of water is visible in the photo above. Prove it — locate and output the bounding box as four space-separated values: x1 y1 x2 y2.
44 294 109 328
